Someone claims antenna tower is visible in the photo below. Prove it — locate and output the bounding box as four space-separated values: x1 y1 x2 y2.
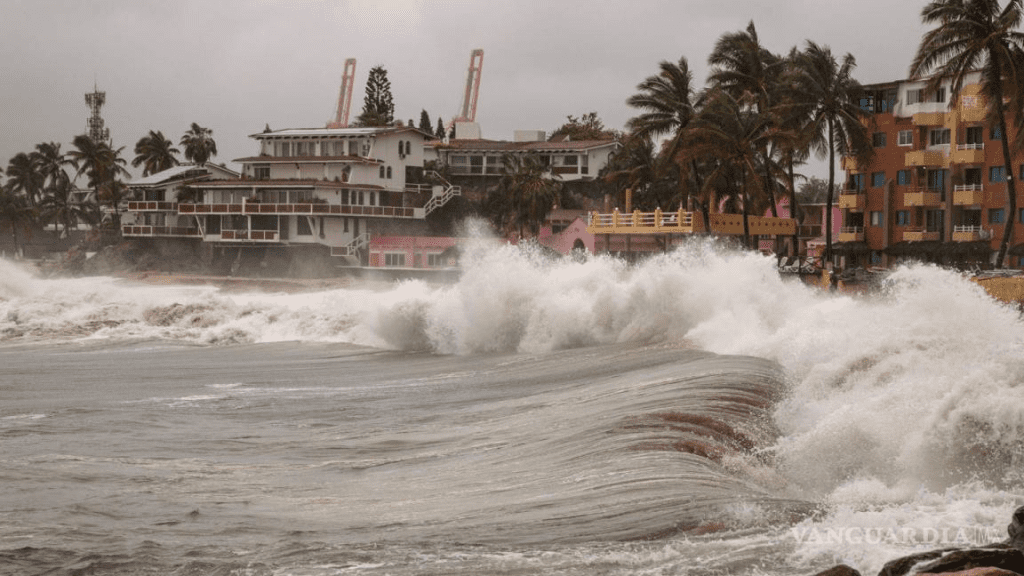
327 59 357 128
85 84 110 143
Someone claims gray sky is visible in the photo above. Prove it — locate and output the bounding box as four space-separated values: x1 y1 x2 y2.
1 0 930 182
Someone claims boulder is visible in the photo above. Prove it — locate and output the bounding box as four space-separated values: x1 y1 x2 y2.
812 564 861 576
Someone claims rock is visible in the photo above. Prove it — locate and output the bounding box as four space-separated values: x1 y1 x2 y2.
812 564 861 576
914 547 1024 575
878 549 958 576
918 568 1023 576
1009 505 1024 555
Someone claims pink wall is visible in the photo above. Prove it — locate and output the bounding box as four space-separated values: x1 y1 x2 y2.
369 236 458 268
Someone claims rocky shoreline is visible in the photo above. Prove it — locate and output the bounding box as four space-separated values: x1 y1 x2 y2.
814 507 1024 576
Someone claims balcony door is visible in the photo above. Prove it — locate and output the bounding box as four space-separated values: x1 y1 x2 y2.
926 209 945 237
927 169 948 200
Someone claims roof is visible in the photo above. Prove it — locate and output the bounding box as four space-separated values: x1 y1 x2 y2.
187 179 385 190
129 164 212 187
426 138 619 153
251 126 434 139
233 155 381 165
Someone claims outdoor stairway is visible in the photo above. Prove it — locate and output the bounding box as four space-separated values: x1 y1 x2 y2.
422 171 461 215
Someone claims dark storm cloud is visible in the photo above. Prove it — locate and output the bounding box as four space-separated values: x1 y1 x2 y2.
1 0 927 181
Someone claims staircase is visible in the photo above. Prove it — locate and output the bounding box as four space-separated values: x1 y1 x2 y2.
422 171 461 215
330 232 370 258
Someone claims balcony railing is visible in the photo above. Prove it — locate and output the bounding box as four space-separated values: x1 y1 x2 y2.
902 227 941 241
219 229 279 242
179 202 418 218
127 201 177 211
952 225 987 242
122 225 201 237
953 184 985 206
956 143 984 150
839 191 866 211
838 226 864 242
904 187 944 207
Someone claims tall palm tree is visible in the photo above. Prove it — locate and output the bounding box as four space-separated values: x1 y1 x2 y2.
790 41 873 265
601 134 663 209
626 57 705 215
39 176 96 238
0 185 34 257
180 123 218 166
132 130 180 176
499 154 561 238
683 89 782 248
68 134 129 206
33 142 73 192
910 0 1024 268
6 152 45 209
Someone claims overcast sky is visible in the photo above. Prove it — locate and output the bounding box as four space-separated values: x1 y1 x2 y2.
2 0 931 182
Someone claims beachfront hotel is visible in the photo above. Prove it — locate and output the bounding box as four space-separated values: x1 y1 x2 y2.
837 70 1024 269
121 125 462 267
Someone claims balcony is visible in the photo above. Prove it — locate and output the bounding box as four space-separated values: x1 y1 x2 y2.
220 229 279 242
122 225 201 238
951 143 985 164
841 156 859 171
912 111 947 125
839 191 866 211
953 184 985 206
904 187 944 207
838 226 864 242
904 149 946 167
952 225 987 242
902 227 941 241
179 202 418 219
127 201 177 211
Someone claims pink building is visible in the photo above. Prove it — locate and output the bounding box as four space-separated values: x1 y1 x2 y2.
368 236 458 268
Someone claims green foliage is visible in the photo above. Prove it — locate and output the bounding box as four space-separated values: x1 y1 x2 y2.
418 110 433 134
133 130 180 176
356 66 395 127
179 123 217 166
549 112 617 141
435 117 446 140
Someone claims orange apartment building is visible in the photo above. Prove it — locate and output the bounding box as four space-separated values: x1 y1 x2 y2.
839 70 1024 269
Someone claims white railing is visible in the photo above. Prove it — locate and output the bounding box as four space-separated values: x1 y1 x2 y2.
840 226 864 234
331 233 371 257
954 225 983 233
588 210 694 229
954 184 983 192
956 143 984 150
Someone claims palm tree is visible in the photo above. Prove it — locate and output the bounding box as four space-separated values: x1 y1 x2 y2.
601 134 661 208
180 123 218 166
68 134 129 207
5 152 45 209
132 130 180 176
39 176 96 238
790 41 873 266
33 142 73 192
910 0 1024 268
626 57 705 215
498 154 561 237
0 185 34 257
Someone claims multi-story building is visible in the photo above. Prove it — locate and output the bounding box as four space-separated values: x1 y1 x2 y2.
839 71 1022 268
122 126 461 267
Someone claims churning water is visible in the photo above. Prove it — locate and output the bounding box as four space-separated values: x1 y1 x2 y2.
1 238 1022 575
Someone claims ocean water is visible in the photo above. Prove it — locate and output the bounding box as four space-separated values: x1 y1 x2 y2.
1 238 1022 575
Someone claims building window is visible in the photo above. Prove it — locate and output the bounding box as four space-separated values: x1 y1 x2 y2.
369 191 375 206
386 166 392 179
427 253 444 267
929 128 951 146
990 208 1005 224
896 211 911 225
343 217 349 233
848 173 865 191
906 89 923 105
932 87 946 103
897 169 911 185
872 132 887 148
992 125 1003 140
898 130 913 146
379 166 385 178
990 165 1006 183
253 164 270 180
965 167 982 185
870 211 883 226
277 141 290 157
966 126 983 145
870 251 883 265
296 216 313 236
928 169 947 192
358 191 364 205
872 171 886 187
384 253 406 267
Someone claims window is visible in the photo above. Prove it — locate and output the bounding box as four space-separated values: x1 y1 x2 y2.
563 155 579 165
872 171 886 187
384 253 406 267
898 130 913 146
928 169 947 192
965 168 982 185
929 128 950 146
386 166 392 179
277 141 290 157
379 166 385 178
295 142 308 156
343 217 349 233
427 253 444 267
906 89 923 105
992 125 1003 140
253 165 270 180
296 216 313 236
990 166 1006 183
872 132 887 148
990 208 1005 224
966 126 983 144
896 210 911 226
932 87 946 103
870 251 883 265
848 173 865 191
369 191 375 206
870 211 883 226
897 169 911 185
358 191 364 205
1020 208 1024 223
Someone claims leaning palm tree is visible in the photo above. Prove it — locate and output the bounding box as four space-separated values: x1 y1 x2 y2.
790 41 873 266
626 57 705 214
132 130 180 176
5 152 45 209
910 0 1024 268
180 123 218 166
683 89 782 248
68 134 129 208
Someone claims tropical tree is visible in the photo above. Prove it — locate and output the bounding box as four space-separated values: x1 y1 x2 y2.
910 0 1024 268
683 89 784 248
39 176 96 238
626 56 709 225
180 123 218 166
550 112 618 141
34 142 73 192
789 41 873 265
69 134 129 199
5 152 45 209
498 154 561 237
133 130 180 176
0 185 34 257
601 133 675 210
356 66 395 127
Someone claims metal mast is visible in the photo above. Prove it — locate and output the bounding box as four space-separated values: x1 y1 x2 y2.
85 84 110 143
458 49 484 122
327 59 357 128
